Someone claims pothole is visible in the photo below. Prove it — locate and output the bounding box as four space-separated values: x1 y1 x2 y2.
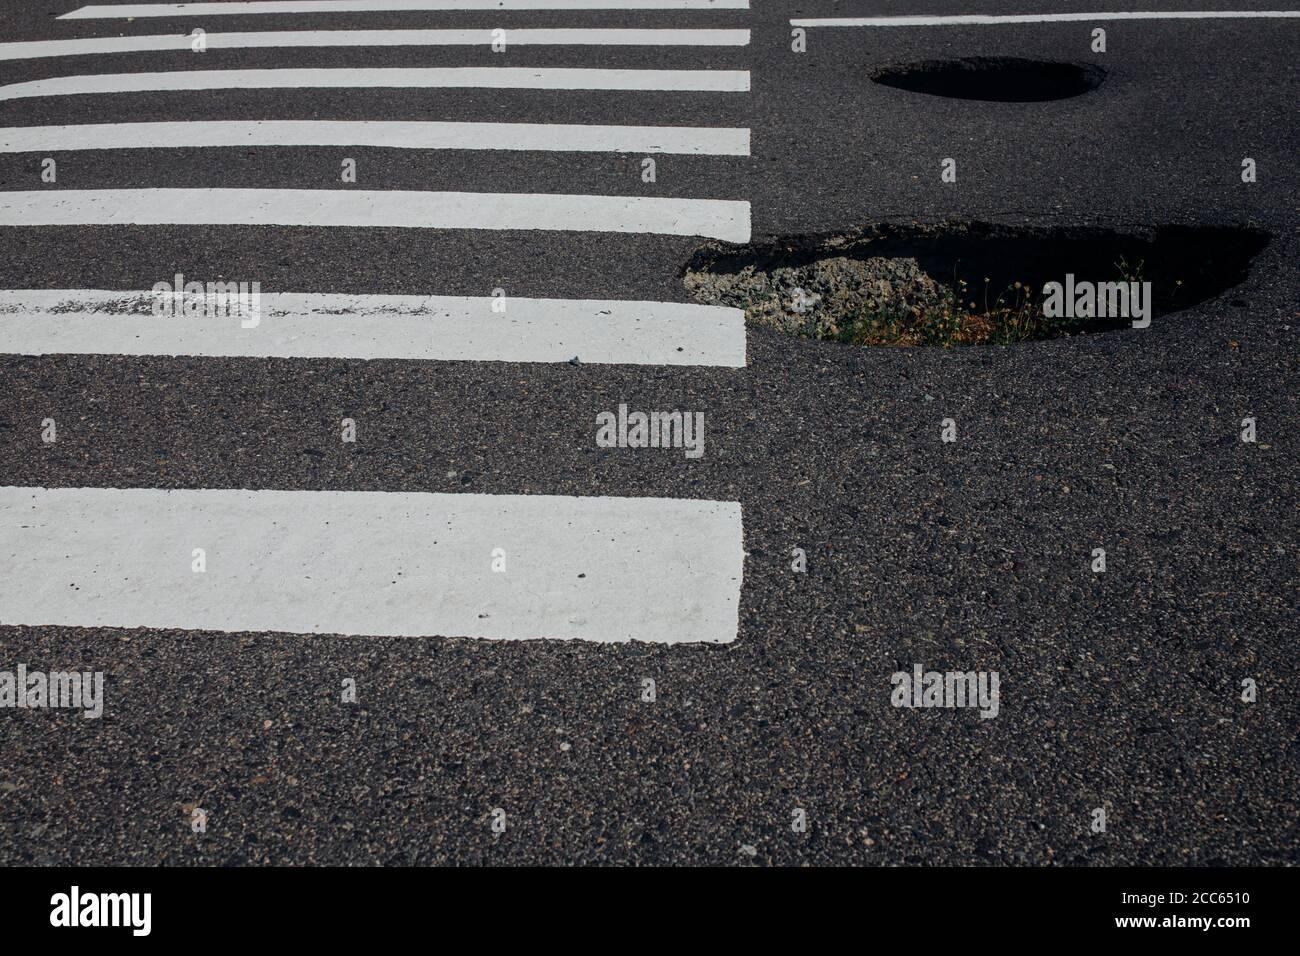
871 57 1106 102
683 223 1269 347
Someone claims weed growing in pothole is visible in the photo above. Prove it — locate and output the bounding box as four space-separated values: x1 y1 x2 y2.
687 255 1106 346
684 224 1268 348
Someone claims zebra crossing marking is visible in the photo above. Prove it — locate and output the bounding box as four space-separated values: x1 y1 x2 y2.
0 486 746 644
0 67 751 102
59 1 751 18
0 29 751 62
0 188 751 240
0 289 747 367
4 2 754 649
0 120 750 156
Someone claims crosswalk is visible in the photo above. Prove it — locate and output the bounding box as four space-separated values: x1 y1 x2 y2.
0 120 750 155
0 67 752 100
0 188 750 238
0 487 744 643
59 1 751 17
1 30 753 61
0 289 746 365
0 0 750 644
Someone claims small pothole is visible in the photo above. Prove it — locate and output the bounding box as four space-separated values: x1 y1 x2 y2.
871 57 1106 102
683 223 1269 347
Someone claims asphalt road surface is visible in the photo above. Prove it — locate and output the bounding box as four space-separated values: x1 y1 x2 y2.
0 0 1296 865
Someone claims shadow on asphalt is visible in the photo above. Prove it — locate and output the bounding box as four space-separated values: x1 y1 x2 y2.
871 57 1107 103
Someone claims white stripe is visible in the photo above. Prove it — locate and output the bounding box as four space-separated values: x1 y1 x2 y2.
61 1 750 18
791 11 1300 27
0 289 746 367
0 29 751 61
0 188 750 240
0 67 750 101
0 486 745 643
0 121 750 156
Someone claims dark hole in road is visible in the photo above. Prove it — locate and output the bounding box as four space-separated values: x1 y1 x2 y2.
684 223 1270 347
871 57 1106 102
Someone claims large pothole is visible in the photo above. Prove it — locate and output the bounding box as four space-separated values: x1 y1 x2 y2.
871 57 1106 102
683 223 1269 347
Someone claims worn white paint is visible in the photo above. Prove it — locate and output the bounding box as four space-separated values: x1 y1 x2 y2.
791 11 1300 27
0 29 751 62
61 1 750 18
0 67 751 102
0 120 750 156
0 289 747 367
0 189 752 241
0 486 745 643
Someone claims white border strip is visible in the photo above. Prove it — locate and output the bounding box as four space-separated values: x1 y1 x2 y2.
0 289 747 367
791 11 1300 27
0 121 750 156
0 486 746 644
0 188 752 241
0 67 751 101
60 1 751 18
1 29 751 62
